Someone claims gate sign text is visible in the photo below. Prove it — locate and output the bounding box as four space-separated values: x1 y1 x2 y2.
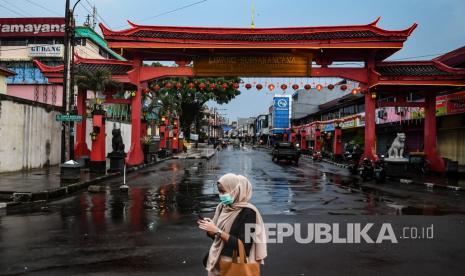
194 55 312 77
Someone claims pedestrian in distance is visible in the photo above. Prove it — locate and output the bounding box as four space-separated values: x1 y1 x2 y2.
197 173 267 276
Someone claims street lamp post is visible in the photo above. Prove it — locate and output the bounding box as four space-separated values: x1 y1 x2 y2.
61 0 82 163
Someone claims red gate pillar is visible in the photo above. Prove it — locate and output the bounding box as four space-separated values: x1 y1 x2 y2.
90 109 106 173
75 88 90 159
290 132 297 145
364 91 377 160
300 130 307 150
424 94 445 172
126 58 144 166
333 126 343 157
314 128 322 152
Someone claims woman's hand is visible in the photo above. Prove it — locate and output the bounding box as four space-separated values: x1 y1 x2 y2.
197 218 219 233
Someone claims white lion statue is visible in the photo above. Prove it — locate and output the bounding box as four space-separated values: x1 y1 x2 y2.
388 133 406 159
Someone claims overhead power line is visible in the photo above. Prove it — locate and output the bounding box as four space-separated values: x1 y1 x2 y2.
82 0 111 28
117 0 208 28
0 0 34 17
0 2 26 17
25 0 62 16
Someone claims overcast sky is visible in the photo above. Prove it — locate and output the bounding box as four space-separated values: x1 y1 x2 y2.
2 0 465 120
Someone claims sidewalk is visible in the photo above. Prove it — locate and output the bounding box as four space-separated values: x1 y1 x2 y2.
0 157 171 205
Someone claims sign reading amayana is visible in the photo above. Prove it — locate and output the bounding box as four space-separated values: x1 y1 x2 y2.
194 55 312 77
0 18 65 37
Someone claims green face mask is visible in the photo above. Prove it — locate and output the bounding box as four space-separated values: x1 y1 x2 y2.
219 193 234 205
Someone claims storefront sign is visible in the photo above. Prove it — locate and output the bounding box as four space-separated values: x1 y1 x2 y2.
28 44 64 57
341 119 356 129
0 18 65 37
324 123 334 132
447 92 465 115
193 55 312 77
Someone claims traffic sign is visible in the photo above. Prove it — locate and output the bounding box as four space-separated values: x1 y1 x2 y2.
56 114 83 122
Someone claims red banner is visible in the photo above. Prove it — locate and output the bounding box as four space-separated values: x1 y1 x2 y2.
0 18 65 37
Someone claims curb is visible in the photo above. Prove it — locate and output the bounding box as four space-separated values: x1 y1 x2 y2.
303 155 465 192
2 157 173 208
393 177 465 192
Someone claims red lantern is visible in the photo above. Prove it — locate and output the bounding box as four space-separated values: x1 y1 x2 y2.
221 83 228 90
210 83 217 90
304 84 311 90
327 84 335 90
292 84 299 90
199 83 206 90
233 83 240 89
245 83 252 90
340 84 348 91
175 82 182 90
188 82 195 89
351 88 358 95
153 84 161 92
268 84 275 91
280 84 288 91
164 82 172 89
142 88 149 94
256 84 263 90
316 84 323 91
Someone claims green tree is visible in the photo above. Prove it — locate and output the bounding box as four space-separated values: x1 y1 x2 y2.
75 69 122 105
148 77 240 140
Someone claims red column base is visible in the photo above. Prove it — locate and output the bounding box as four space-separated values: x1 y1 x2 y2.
126 142 144 166
74 142 91 159
427 154 446 173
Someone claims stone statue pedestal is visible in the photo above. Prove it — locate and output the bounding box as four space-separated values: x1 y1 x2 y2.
385 158 409 177
108 152 126 173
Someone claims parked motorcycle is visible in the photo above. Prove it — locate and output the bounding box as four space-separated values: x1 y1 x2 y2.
312 151 322 162
374 155 386 183
359 158 374 181
346 152 360 175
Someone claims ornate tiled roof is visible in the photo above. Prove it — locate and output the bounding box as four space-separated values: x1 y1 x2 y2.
375 63 453 76
75 63 132 75
33 55 133 76
101 17 417 44
131 30 385 42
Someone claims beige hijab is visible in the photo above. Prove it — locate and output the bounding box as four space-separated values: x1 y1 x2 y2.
206 173 267 271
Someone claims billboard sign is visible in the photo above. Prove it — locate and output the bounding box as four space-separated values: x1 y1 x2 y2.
272 97 290 133
0 18 65 37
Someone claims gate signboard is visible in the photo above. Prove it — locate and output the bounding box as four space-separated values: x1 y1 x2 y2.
193 55 312 77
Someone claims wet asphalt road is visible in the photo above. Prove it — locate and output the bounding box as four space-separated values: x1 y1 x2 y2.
1 147 465 275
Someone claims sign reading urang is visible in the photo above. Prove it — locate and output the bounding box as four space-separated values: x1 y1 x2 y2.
194 55 312 77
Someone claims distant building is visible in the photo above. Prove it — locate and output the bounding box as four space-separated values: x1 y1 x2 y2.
0 17 123 106
0 66 15 93
291 81 354 120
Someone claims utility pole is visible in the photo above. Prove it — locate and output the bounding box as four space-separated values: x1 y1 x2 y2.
61 0 72 163
61 0 81 163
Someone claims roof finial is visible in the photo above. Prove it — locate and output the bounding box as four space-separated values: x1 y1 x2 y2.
251 0 255 29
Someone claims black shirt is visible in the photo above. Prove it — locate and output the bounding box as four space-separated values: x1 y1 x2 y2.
220 207 257 257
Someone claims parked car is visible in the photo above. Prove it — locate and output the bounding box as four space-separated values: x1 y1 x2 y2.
272 142 300 165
